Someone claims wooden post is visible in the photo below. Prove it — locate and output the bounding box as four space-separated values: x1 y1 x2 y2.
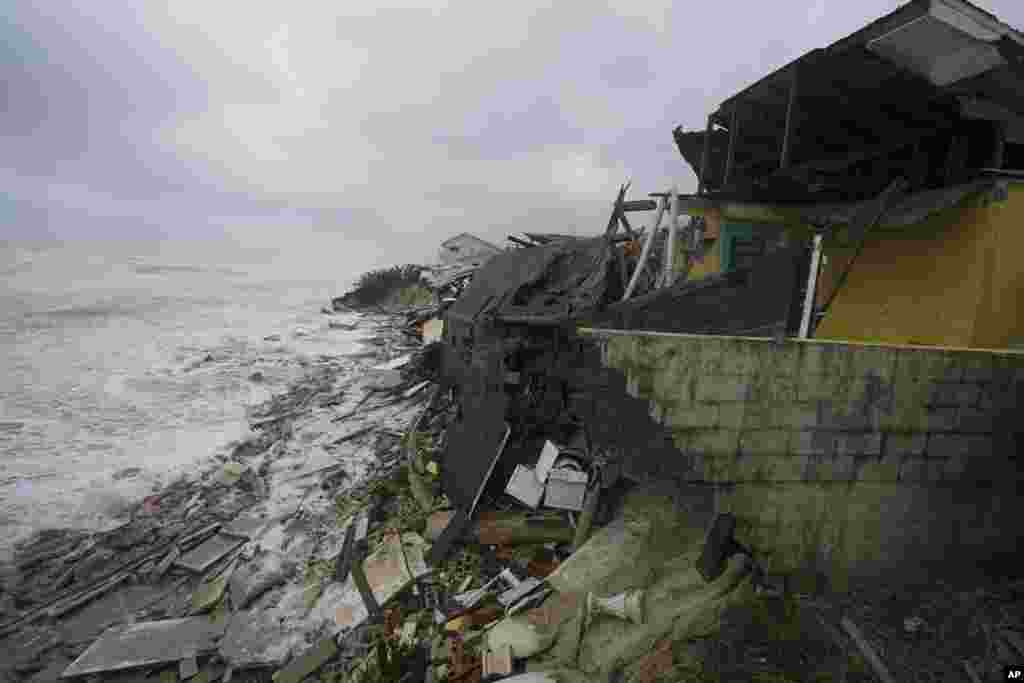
697 115 714 195
780 66 799 169
724 105 741 187
622 196 667 301
798 233 824 339
663 186 680 288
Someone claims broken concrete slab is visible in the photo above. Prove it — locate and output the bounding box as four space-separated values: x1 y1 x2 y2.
61 617 225 678
175 535 245 574
219 610 295 670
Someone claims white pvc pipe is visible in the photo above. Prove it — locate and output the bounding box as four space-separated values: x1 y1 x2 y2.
663 186 680 288
622 196 667 302
798 234 824 339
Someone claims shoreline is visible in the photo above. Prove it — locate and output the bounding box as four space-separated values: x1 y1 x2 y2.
0 306 439 681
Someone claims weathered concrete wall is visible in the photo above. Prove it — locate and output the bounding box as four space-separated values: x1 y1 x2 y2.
581 329 1024 589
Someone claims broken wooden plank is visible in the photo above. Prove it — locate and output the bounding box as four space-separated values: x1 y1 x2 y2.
47 571 132 619
271 636 338 683
840 617 895 683
152 546 181 580
61 618 225 678
175 534 246 574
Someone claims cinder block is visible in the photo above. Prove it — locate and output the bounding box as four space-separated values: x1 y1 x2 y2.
924 407 958 433
781 403 820 430
689 428 740 458
898 455 930 482
897 350 963 384
762 342 801 378
939 453 968 481
848 348 897 382
926 382 981 408
926 433 968 460
695 375 750 403
955 407 995 434
734 453 808 482
854 455 900 482
791 430 826 457
796 344 828 377
797 374 843 403
883 432 927 458
667 402 719 430
717 403 747 430
833 432 883 457
739 429 791 457
801 453 855 482
702 454 738 482
719 340 762 376
960 357 996 383
927 434 992 460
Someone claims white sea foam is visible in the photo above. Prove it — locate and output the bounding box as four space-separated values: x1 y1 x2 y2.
0 240 367 561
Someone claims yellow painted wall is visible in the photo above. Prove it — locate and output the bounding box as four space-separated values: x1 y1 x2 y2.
681 238 721 280
816 184 1024 349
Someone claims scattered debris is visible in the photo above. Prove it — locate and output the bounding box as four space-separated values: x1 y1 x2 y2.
175 535 246 574
61 618 225 678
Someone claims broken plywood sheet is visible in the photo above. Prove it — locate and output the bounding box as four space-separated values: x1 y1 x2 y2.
61 618 225 678
329 532 432 632
175 534 245 574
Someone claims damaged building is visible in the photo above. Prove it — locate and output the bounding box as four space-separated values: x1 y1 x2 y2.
434 0 1024 594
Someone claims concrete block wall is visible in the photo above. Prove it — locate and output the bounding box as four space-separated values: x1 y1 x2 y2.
584 330 1024 587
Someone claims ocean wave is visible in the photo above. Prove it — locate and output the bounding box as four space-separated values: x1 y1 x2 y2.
134 264 246 276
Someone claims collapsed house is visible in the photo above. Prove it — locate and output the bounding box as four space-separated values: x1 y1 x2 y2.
434 0 1024 595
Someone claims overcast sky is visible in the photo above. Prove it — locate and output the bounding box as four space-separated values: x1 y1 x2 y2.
4 1 1024 278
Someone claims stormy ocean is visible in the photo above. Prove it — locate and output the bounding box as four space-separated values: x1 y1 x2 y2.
0 240 364 562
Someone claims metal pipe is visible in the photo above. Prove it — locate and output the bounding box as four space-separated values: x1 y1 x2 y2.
724 105 741 186
622 196 667 301
798 233 824 339
697 115 714 195
663 186 680 288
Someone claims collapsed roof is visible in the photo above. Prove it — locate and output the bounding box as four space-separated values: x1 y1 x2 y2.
675 0 1024 204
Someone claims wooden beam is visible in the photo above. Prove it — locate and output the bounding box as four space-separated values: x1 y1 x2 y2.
622 196 666 301
507 235 533 248
780 66 799 169
798 234 824 339
697 115 714 195
724 104 741 187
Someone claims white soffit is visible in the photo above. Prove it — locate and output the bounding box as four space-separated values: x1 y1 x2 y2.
866 0 1024 87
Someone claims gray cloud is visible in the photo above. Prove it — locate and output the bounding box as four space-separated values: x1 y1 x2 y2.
4 0 1024 278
